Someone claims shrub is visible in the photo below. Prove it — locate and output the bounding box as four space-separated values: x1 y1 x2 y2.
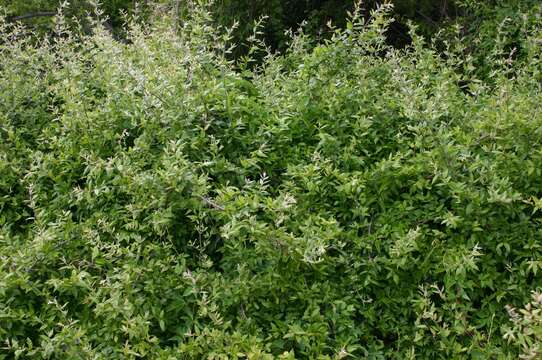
1 2 541 359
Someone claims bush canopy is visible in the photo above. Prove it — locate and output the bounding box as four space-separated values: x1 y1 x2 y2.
1 1 542 359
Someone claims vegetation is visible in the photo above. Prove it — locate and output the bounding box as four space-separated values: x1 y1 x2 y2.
0 0 520 52
1 1 542 358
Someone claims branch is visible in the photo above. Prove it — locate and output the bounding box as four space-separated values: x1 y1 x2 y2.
173 0 180 31
198 195 225 211
415 10 438 26
9 12 56 22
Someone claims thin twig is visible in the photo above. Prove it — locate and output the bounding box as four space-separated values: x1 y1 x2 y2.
198 195 225 211
173 0 180 32
415 10 437 26
9 12 56 22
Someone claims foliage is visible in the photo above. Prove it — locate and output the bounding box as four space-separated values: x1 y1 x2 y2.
2 0 146 38
193 0 461 54
504 291 542 359
0 1 480 53
1 2 542 359
436 0 542 82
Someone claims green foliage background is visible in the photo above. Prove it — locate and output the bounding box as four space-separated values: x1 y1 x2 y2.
1 1 542 359
0 0 506 52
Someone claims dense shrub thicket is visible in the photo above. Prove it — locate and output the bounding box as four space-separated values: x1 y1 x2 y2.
0 0 437 44
4 0 527 55
1 2 542 359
